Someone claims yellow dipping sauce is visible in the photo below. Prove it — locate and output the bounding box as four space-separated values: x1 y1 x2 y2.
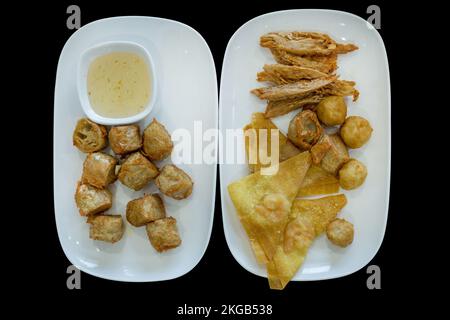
87 52 151 118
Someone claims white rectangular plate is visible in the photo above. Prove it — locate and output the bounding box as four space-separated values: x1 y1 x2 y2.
219 9 390 281
54 16 218 282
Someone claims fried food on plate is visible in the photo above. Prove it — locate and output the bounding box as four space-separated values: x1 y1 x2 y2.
298 165 339 197
142 119 173 161
338 159 368 190
126 194 166 227
108 125 142 155
267 194 347 289
310 134 332 164
73 118 107 153
260 32 358 56
244 113 299 172
251 76 336 101
81 152 117 189
270 49 337 73
146 217 181 252
326 218 354 247
118 152 159 190
320 134 349 175
316 96 347 126
155 165 193 200
87 214 124 243
340 116 373 148
257 64 329 84
288 110 323 150
75 182 112 216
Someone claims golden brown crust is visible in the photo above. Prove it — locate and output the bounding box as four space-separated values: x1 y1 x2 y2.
118 152 158 190
146 217 181 252
108 125 142 155
287 110 323 150
87 214 124 243
338 159 368 190
316 96 347 126
326 218 354 247
73 118 107 153
75 182 112 216
126 194 166 227
81 152 118 189
311 134 332 164
270 49 338 73
257 64 329 85
320 134 349 175
142 119 173 161
155 165 193 200
340 116 373 149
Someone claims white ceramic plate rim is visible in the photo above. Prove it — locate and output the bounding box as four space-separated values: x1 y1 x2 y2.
219 9 391 281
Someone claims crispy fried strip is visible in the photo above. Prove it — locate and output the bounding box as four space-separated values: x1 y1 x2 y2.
271 49 337 73
251 76 336 101
261 32 358 56
257 64 329 84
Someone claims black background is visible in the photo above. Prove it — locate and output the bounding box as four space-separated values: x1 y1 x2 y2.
14 0 423 315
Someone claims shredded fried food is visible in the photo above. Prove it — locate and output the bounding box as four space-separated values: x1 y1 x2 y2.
257 64 329 84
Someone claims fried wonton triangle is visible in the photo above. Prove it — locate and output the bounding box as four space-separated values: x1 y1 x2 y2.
298 165 340 197
228 152 311 263
267 194 347 289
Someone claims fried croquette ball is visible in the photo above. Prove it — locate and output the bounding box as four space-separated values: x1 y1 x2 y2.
87 214 124 243
288 110 323 150
326 218 354 247
118 152 159 190
75 183 112 216
146 217 181 252
316 96 347 126
338 159 368 190
81 152 118 189
142 119 173 161
109 125 142 155
340 116 373 148
73 118 107 153
155 165 193 200
126 194 166 227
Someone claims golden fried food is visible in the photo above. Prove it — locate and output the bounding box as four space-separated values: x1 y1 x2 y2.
316 96 347 126
126 194 166 227
72 118 107 153
338 159 368 190
310 134 331 164
340 116 373 148
257 64 328 84
75 182 112 216
146 217 181 252
155 165 193 200
320 134 349 175
142 119 173 161
81 152 117 189
270 49 338 73
87 214 124 243
298 165 339 197
288 110 323 150
326 218 354 247
108 125 142 155
118 152 159 190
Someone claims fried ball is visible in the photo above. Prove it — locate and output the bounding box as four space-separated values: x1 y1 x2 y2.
73 118 107 153
155 165 193 200
340 116 373 148
81 152 117 188
320 134 349 175
108 125 142 155
118 152 158 190
338 159 367 190
326 218 354 247
146 217 181 252
142 119 173 161
126 194 166 227
288 110 323 150
87 214 124 243
316 96 347 126
75 182 112 216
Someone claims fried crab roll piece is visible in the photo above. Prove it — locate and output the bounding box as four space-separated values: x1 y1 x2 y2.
126 194 166 227
142 119 173 161
320 134 349 175
87 214 124 243
118 152 159 190
146 217 181 252
108 125 142 155
73 118 107 153
155 165 193 200
81 152 118 189
288 110 323 150
75 182 112 216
